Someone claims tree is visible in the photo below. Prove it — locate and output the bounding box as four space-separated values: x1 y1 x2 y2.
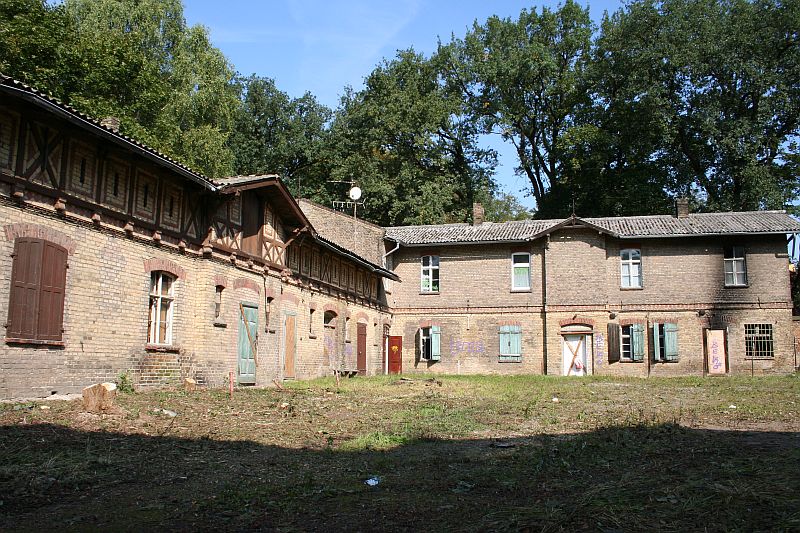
595 0 800 212
231 76 332 197
325 49 497 226
483 192 535 222
440 1 593 214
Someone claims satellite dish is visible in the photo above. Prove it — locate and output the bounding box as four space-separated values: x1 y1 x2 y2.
349 186 362 201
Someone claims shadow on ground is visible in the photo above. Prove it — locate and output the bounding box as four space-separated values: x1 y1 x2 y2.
1 421 798 531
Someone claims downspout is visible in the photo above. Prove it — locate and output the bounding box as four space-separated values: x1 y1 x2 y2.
541 235 549 375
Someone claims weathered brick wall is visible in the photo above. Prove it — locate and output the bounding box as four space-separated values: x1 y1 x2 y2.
0 200 390 399
390 227 795 376
298 199 385 265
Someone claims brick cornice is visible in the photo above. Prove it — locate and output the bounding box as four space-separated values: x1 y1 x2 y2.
4 223 76 254
144 257 187 279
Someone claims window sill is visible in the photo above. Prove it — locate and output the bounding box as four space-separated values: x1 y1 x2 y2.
619 359 643 363
620 286 643 291
724 284 749 289
419 291 440 295
5 337 64 347
213 321 228 328
653 360 680 364
145 344 181 353
499 355 522 363
309 334 317 339
744 357 774 361
510 289 531 293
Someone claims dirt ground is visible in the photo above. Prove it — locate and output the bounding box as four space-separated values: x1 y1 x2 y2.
1 374 798 531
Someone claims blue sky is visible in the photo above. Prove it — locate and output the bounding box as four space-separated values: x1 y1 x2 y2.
183 1 625 207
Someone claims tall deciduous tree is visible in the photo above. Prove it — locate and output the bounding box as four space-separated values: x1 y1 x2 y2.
440 0 593 214
231 76 332 197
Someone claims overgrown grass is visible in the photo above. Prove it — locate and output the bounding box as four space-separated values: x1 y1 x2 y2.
1 374 798 531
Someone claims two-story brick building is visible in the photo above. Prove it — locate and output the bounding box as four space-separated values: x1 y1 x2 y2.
0 76 396 399
1 73 798 399
384 203 800 377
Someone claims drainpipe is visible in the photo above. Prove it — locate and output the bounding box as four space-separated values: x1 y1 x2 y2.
541 235 549 375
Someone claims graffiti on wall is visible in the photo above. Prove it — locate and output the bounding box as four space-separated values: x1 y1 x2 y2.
449 339 486 355
594 333 605 368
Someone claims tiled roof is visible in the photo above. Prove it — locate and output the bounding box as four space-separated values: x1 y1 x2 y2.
385 211 800 245
0 75 216 190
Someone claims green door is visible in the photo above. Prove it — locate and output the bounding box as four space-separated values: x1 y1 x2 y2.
237 303 258 384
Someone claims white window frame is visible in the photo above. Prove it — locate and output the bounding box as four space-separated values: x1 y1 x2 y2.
419 326 441 361
620 248 642 288
420 255 440 293
511 253 531 291
724 246 747 287
148 271 175 345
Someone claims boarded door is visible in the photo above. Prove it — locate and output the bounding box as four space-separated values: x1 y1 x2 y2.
284 314 296 379
388 335 402 374
562 334 589 376
237 303 258 384
357 323 367 375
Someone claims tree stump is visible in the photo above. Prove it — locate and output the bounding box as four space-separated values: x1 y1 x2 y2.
82 382 117 412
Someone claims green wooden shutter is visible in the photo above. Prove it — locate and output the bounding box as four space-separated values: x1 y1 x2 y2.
430 325 441 361
607 323 620 363
499 326 509 355
632 323 645 362
510 326 521 355
664 323 679 362
652 323 662 362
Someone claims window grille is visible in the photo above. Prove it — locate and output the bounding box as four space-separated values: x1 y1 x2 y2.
744 323 774 359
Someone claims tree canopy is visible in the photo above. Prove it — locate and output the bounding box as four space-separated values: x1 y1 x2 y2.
1 0 797 223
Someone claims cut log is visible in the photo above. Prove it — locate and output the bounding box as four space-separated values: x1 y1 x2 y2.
183 378 197 392
82 382 117 412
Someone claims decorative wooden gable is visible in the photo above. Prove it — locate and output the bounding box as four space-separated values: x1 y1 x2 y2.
21 121 63 187
66 140 98 202
262 201 286 266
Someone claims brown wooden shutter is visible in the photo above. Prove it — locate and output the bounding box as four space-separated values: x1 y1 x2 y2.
607 322 620 363
37 241 68 341
7 238 43 340
6 238 67 342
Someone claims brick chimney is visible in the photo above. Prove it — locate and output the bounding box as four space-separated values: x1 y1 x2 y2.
472 202 485 225
675 197 690 218
100 116 121 133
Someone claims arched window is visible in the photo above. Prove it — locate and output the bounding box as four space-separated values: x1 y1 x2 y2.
324 310 338 329
148 271 175 345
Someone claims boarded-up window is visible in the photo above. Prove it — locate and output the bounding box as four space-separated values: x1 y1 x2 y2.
7 238 68 343
607 323 620 363
241 192 263 257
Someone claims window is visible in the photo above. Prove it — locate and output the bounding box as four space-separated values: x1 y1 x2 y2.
419 326 441 361
420 255 440 293
652 322 679 362
214 285 223 319
324 310 338 329
148 271 175 345
309 308 316 337
345 316 351 342
608 323 644 362
744 323 774 359
724 247 747 286
265 296 274 332
6 238 68 343
620 249 642 288
511 253 530 290
499 325 522 362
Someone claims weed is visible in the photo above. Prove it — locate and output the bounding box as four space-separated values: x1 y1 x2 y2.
115 372 135 394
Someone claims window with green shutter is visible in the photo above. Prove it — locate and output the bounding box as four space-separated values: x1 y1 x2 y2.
419 325 441 361
653 322 679 362
621 323 645 362
499 325 522 362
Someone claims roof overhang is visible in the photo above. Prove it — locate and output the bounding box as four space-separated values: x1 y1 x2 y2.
0 78 216 192
316 236 400 281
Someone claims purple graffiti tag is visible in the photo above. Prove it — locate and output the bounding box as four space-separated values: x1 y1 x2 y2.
595 333 605 367
450 339 486 355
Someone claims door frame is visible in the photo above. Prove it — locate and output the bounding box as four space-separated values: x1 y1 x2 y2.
356 322 367 375
281 310 298 380
237 301 259 385
561 333 592 376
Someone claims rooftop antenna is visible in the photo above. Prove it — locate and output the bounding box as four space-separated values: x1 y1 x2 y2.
571 193 576 218
329 178 365 248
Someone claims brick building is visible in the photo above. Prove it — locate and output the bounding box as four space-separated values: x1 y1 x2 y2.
1 74 798 399
384 203 800 376
0 76 395 399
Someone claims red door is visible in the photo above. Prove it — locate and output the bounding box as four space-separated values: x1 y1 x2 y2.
388 335 402 374
357 323 367 375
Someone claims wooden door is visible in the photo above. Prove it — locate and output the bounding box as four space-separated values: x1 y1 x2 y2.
357 323 367 375
562 334 589 376
284 314 296 379
237 303 258 384
388 335 402 374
